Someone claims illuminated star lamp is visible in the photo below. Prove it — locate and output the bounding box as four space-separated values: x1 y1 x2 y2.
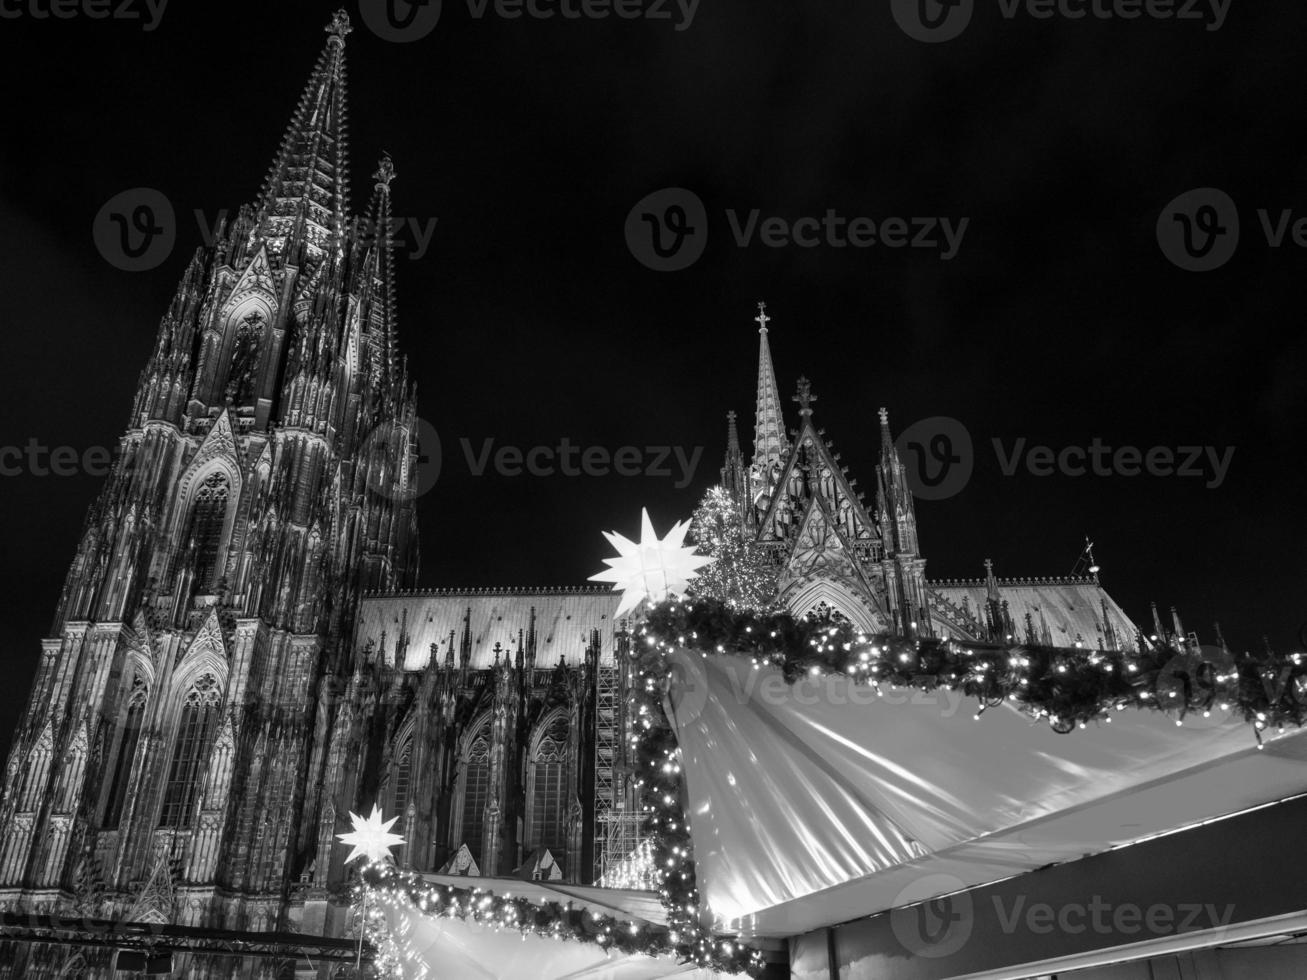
338 805 406 865
589 508 715 616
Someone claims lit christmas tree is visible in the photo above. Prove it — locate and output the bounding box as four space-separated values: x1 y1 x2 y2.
686 486 775 611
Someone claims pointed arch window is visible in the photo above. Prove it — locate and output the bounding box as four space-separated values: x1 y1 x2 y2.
104 676 148 828
159 675 222 828
458 729 491 862
188 473 230 589
528 714 568 862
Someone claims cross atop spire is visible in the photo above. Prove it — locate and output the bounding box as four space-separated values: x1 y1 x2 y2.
326 9 352 44
793 376 817 417
755 301 770 333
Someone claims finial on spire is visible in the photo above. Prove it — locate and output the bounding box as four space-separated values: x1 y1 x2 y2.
878 406 895 454
374 154 396 190
755 301 770 333
326 9 352 45
793 376 816 417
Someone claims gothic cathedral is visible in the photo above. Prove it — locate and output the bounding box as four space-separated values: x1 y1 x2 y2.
0 11 1144 979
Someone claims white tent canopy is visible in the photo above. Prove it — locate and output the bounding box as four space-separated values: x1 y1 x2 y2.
664 649 1307 938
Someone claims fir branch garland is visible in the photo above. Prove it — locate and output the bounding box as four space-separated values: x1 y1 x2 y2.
358 861 763 975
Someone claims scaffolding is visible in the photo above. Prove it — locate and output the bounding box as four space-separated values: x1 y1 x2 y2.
593 628 647 886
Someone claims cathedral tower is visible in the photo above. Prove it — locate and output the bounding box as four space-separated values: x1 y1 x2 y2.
0 8 418 945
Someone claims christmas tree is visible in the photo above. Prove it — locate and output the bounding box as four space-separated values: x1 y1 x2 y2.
686 486 775 611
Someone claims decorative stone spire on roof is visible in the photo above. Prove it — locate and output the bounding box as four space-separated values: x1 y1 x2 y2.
793 376 817 418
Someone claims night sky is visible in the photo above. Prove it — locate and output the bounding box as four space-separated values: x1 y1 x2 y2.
1 1 1304 755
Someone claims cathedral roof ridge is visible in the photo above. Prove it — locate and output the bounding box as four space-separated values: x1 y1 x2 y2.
361 585 618 599
929 575 1101 588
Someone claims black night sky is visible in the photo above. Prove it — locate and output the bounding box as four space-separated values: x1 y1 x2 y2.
1 1 1304 756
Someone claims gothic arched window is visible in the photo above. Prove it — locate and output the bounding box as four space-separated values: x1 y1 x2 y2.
528 714 568 862
458 729 491 862
188 473 230 590
159 675 222 828
103 676 148 827
392 736 413 817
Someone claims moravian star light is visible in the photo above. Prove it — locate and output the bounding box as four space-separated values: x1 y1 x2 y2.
337 805 406 865
589 508 715 616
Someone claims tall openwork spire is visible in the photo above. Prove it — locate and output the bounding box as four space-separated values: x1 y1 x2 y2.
751 302 787 468
255 9 353 260
361 154 399 389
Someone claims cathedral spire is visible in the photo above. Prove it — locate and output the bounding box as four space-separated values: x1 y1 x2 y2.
361 154 400 390
720 410 748 522
255 9 353 261
751 302 787 469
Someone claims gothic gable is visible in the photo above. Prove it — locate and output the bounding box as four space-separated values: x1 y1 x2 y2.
755 421 879 550
175 609 230 689
776 497 887 632
220 244 279 319
438 843 481 877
